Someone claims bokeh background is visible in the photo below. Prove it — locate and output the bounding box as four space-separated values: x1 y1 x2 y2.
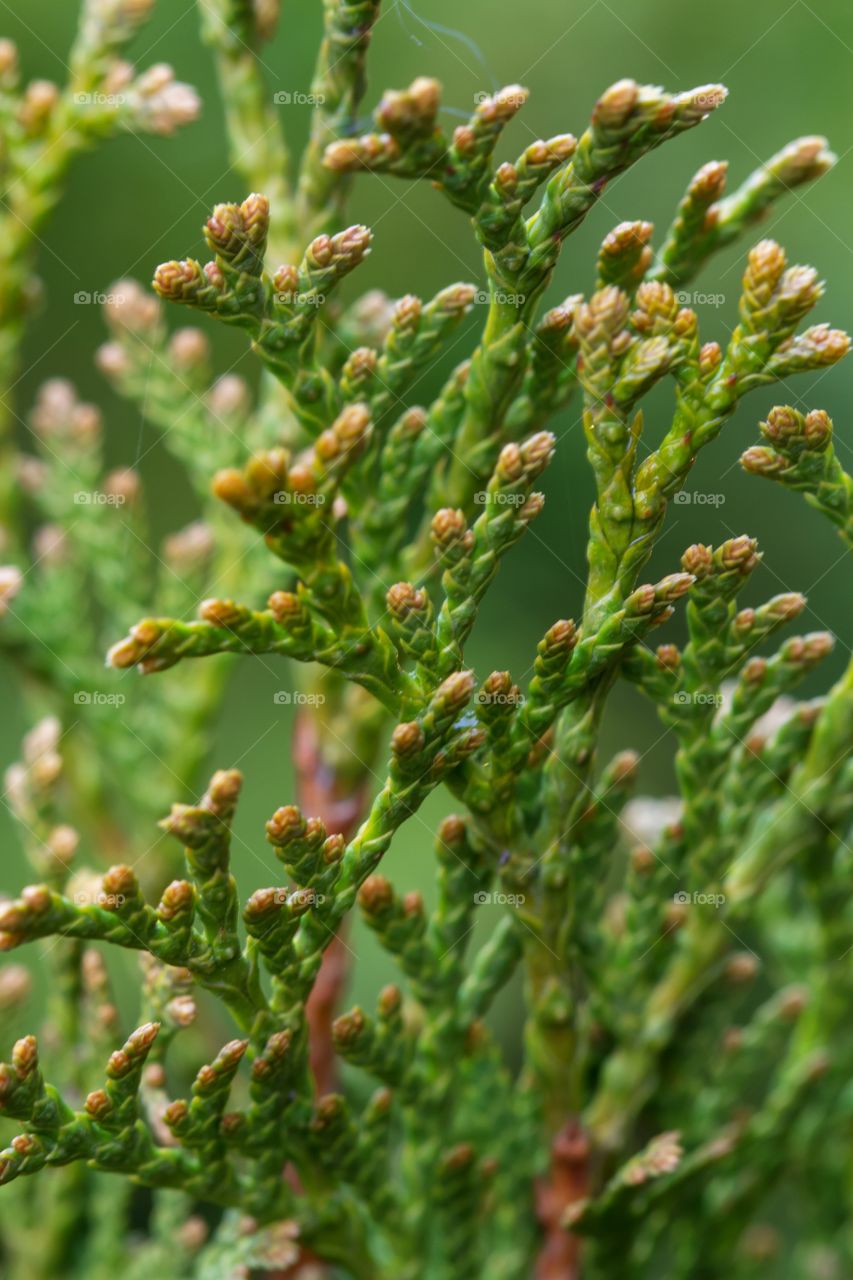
2 0 852 1042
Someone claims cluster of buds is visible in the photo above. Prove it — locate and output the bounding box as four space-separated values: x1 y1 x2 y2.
741 406 853 544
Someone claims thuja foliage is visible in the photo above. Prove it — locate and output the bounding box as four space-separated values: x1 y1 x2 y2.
0 2 852 1277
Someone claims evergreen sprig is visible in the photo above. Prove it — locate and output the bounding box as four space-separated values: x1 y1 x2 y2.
0 3 851 1278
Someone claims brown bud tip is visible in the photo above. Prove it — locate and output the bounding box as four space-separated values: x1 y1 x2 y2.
542 619 578 657
683 84 727 120
358 875 394 915
342 345 378 378
610 750 640 784
166 995 196 1027
767 592 806 621
800 632 834 662
46 824 78 862
436 669 476 712
336 224 373 264
481 669 514 698
399 407 427 437
322 834 346 864
657 573 694 602
601 220 654 264
719 535 759 571
20 886 51 916
544 133 577 163
273 263 300 299
796 324 850 365
153 258 205 300
495 161 518 194
0 965 30 1009
477 84 527 122
101 864 137 904
391 721 425 758
762 405 803 441
265 804 308 846
743 657 768 684
740 445 785 476
778 985 809 1020
206 769 242 813
378 984 402 1017
656 643 680 670
690 159 728 202
370 1086 393 1116
168 326 209 368
441 1142 476 1173
240 192 269 237
164 521 215 570
680 544 713 577
437 815 466 848
199 597 242 627
521 430 556 474
746 239 787 288
431 507 470 552
630 845 656 875
804 409 832 447
594 79 638 128
725 952 760 984
439 283 478 316
333 1008 366 1046
211 467 252 511
267 591 305 625
108 1023 159 1077
85 1089 113 1120
775 135 834 184
699 341 722 376
12 1034 38 1076
387 581 429 619
0 39 19 82
452 124 476 153
206 1040 248 1077
164 1099 189 1127
245 887 287 923
143 1063 166 1089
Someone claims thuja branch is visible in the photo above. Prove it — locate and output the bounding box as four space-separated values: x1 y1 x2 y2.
0 1 198 514
1 15 852 1277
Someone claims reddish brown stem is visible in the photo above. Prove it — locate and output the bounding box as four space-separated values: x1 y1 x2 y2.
293 708 371 1094
282 710 373 1279
535 1118 590 1280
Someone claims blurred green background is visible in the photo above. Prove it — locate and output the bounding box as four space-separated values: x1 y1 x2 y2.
1 0 852 1034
